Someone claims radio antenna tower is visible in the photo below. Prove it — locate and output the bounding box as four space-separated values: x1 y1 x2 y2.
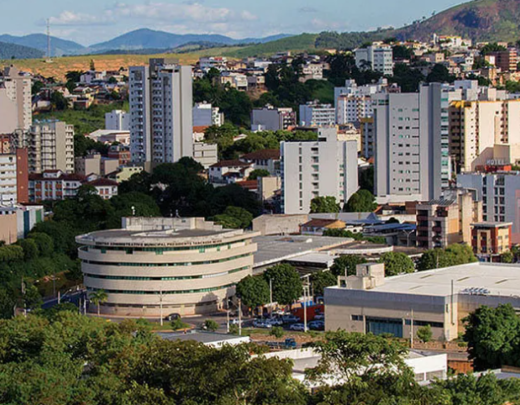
46 19 53 63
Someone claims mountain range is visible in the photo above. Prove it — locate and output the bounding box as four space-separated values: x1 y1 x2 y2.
0 29 292 58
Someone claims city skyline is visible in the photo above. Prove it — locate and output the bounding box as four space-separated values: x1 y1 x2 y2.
0 0 467 45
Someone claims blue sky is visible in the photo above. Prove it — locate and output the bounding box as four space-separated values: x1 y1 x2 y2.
0 0 468 45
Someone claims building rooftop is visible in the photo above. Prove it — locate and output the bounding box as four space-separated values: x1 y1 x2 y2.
301 219 346 229
241 149 280 161
328 262 520 298
156 331 250 346
471 222 513 228
210 160 251 168
253 235 352 270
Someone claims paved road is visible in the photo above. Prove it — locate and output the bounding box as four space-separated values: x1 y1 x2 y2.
42 290 86 310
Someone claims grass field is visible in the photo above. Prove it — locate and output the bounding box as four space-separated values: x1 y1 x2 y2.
2 46 242 80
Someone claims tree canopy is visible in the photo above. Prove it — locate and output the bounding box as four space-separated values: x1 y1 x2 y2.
310 196 340 213
236 275 270 309
344 190 377 213
263 264 303 306
378 252 415 276
416 244 477 271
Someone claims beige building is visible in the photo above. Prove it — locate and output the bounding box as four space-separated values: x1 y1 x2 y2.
449 99 520 172
106 166 143 183
0 208 18 245
471 222 512 260
75 153 119 176
252 214 309 236
77 217 259 317
325 262 520 341
20 120 75 174
192 142 218 169
0 66 32 133
416 193 482 250
258 176 281 203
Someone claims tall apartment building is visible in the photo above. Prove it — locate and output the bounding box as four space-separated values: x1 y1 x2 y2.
0 66 32 133
251 106 296 131
281 128 358 214
416 192 481 250
355 44 394 75
193 102 224 127
105 110 129 131
449 98 520 173
373 83 452 204
457 170 520 244
129 59 193 167
20 120 75 174
0 148 29 206
299 101 335 127
489 48 518 73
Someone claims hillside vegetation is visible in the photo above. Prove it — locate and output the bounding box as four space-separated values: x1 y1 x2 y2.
0 41 44 60
224 34 318 58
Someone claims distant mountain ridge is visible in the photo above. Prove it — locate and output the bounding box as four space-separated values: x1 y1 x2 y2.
86 29 292 53
0 34 85 57
0 41 44 60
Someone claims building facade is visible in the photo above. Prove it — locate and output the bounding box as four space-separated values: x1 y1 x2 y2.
251 106 296 131
281 128 358 214
325 262 520 341
355 44 394 75
0 66 32 133
193 102 224 127
457 171 520 244
77 217 258 317
21 120 75 174
374 83 451 204
129 59 193 167
299 102 335 127
471 222 512 260
105 110 130 131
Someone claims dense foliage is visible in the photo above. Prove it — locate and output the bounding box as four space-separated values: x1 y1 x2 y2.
416 244 477 271
263 264 303 306
344 190 377 213
310 196 340 213
378 252 415 276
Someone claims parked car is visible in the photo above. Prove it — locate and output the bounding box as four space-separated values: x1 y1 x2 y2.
166 313 181 321
282 315 300 324
253 319 273 329
289 323 305 331
314 314 325 321
308 321 325 331
230 319 243 325
266 317 283 326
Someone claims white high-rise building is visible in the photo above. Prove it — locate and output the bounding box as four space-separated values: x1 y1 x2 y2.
105 110 130 131
355 44 394 75
281 128 358 214
299 102 335 127
0 66 32 133
193 103 224 127
374 83 452 204
0 154 17 206
129 59 193 167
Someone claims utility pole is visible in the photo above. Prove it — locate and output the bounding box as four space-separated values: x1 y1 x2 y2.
303 274 310 333
226 309 230 333
269 278 273 314
410 309 414 349
160 290 163 326
238 297 242 336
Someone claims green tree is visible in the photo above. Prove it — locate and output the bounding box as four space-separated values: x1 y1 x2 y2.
463 304 520 371
310 196 340 213
417 244 477 271
344 190 377 212
263 264 303 306
311 271 337 296
248 169 271 181
171 319 187 331
359 166 374 193
378 252 414 276
50 91 69 110
307 331 413 386
427 64 455 83
501 251 514 263
90 290 108 316
416 325 433 343
212 206 253 229
203 319 219 332
236 275 270 309
331 255 367 277
270 326 284 338
18 239 39 261
27 233 54 257
480 43 507 55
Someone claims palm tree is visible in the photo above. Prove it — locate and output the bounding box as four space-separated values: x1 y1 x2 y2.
90 290 108 316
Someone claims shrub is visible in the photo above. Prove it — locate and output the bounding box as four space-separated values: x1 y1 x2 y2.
203 319 219 332
270 326 284 338
417 325 433 343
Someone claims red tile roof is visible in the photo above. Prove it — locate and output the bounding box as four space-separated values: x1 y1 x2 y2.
241 149 280 161
210 160 251 168
193 126 210 133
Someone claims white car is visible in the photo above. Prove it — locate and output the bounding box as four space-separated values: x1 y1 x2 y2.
289 323 305 331
266 317 283 326
230 319 244 325
253 319 273 329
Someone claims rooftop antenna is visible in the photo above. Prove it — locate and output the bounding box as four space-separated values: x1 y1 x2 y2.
46 19 53 63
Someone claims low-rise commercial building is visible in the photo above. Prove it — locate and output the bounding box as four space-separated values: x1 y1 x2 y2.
193 103 224 127
193 142 218 169
77 217 259 317
325 262 520 341
471 222 512 261
299 102 335 127
251 106 296 131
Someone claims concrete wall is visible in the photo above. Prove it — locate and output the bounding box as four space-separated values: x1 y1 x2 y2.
252 214 308 236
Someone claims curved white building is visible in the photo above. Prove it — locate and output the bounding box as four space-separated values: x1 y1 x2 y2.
77 217 258 317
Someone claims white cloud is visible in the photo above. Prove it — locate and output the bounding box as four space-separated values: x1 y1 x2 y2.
110 2 257 24
310 18 348 31
49 11 113 26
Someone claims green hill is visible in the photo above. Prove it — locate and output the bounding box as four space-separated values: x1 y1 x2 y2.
0 41 44 60
223 34 318 58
